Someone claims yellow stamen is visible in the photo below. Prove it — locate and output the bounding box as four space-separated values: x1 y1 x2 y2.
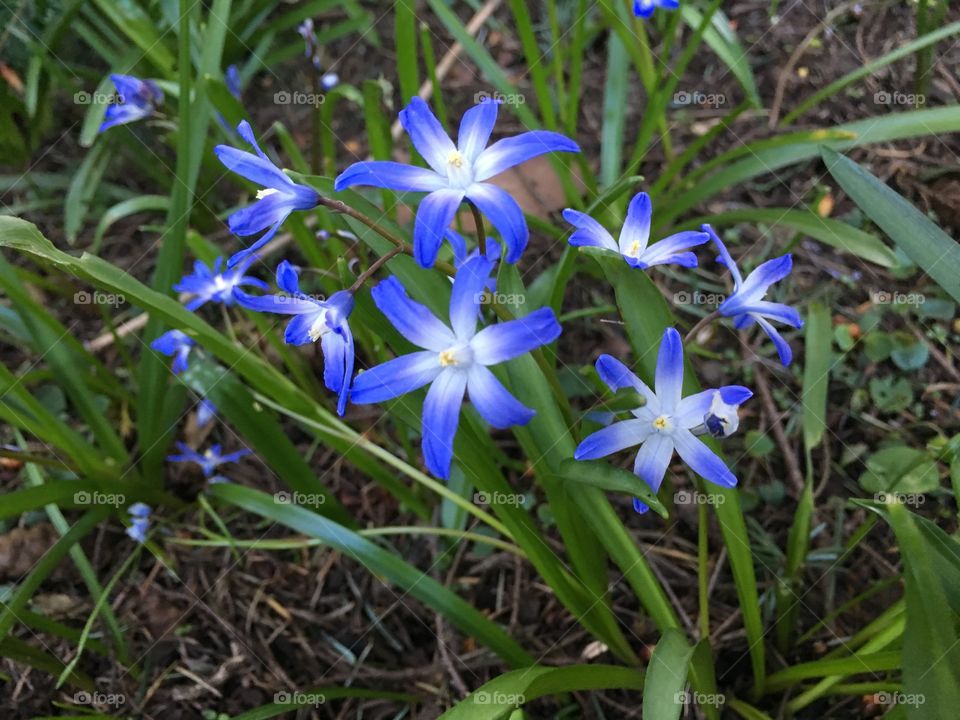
653 415 669 430
256 188 278 200
447 151 465 168
439 349 458 367
627 240 642 258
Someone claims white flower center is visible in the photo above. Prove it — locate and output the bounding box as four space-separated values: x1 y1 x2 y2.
213 275 229 291
308 311 331 342
445 151 474 188
627 240 642 258
438 344 473 368
447 151 465 168
256 188 278 200
652 415 672 432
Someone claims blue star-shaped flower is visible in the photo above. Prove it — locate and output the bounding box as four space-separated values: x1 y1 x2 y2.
575 328 752 513
99 74 163 133
563 192 709 270
351 254 561 479
215 121 320 268
167 442 251 479
334 97 580 268
125 502 152 543
704 224 804 366
174 255 267 311
233 261 355 416
151 330 194 374
633 0 680 19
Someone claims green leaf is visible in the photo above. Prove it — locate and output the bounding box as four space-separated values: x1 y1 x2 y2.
821 147 960 303
211 484 534 668
643 630 696 720
600 32 629 188
859 447 939 494
558 459 667 517
869 376 913 413
437 665 644 719
802 302 831 450
694 209 897 268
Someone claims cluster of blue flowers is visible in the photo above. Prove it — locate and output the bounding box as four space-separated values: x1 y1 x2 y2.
101 55 799 512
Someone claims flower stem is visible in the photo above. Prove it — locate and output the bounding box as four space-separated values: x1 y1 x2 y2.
349 245 405 293
317 197 407 250
468 200 486 257
684 310 720 346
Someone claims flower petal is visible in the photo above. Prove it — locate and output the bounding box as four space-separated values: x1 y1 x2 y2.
284 312 322 345
751 300 803 328
458 99 499 162
467 365 534 428
618 192 653 257
371 277 456 351
334 161 447 192
470 307 561 366
638 231 709 268
473 130 580 182
226 192 293 237
399 97 458 175
351 350 443 404
215 145 291 190
673 430 737 487
595 354 657 408
321 329 351 411
450 255 496 339
232 288 319 315
413 189 465 267
754 315 794 365
732 255 794 308
631 432 674 512
654 328 684 412
465 183 527 262
703 224 743 289
422 369 468 479
562 209 618 252
574 419 650 460
276 260 301 295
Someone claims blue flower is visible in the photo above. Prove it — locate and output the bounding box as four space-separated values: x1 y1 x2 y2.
174 255 267 310
704 224 804 366
563 192 708 269
215 121 320 268
167 442 251 478
351 255 561 479
320 72 339 91
225 65 241 99
335 97 580 268
633 0 680 18
233 261 355 415
574 328 752 513
196 398 216 428
99 74 163 133
126 503 152 543
151 330 194 374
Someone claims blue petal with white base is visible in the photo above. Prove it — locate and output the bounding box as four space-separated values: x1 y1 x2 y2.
563 192 709 270
233 261 355 415
215 121 320 267
704 223 804 366
335 97 580 268
99 74 163 133
351 255 562 479
574 328 751 513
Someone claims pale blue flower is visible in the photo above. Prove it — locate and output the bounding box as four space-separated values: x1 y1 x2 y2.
99 74 163 132
174 255 267 310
